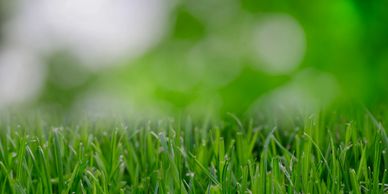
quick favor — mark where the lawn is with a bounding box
[0,109,387,193]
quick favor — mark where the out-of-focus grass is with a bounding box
[0,109,387,193]
[1,1,388,116]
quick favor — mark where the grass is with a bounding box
[0,109,387,193]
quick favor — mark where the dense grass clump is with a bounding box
[0,111,387,193]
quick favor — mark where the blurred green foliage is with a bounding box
[1,0,388,116]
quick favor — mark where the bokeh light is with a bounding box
[253,14,306,74]
[3,0,171,69]
[0,47,45,107]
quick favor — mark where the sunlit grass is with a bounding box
[0,110,387,193]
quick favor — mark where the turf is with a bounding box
[0,110,387,193]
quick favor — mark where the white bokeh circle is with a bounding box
[253,14,306,74]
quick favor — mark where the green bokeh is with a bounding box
[1,0,388,116]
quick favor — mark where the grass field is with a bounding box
[0,109,387,193]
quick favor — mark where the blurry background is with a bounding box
[0,0,387,119]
